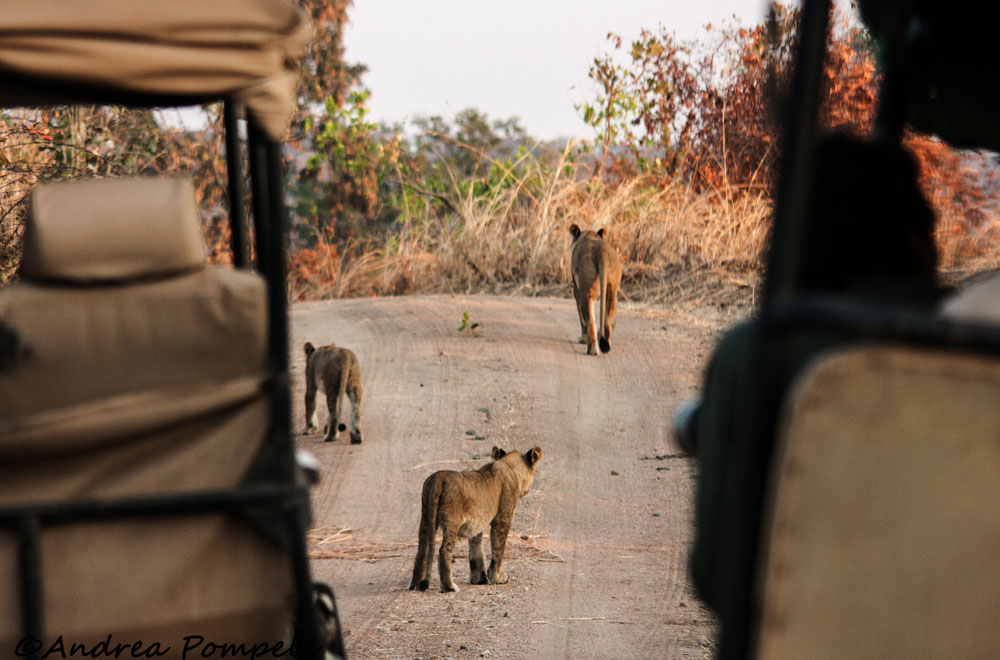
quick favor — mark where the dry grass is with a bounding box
[286,139,1000,306]
[288,144,773,308]
[307,524,563,564]
[307,525,415,562]
[5,120,995,300]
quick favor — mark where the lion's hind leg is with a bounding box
[437,530,460,592]
[577,285,599,355]
[469,532,488,585]
[346,365,363,444]
[487,518,511,585]
[303,372,320,435]
[583,295,599,356]
[599,285,615,354]
[573,281,589,345]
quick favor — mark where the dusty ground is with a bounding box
[290,294,742,660]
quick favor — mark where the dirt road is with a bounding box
[290,295,730,660]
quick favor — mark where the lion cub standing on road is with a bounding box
[569,224,622,355]
[409,446,543,593]
[301,341,363,444]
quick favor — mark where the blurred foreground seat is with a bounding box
[755,344,1000,660]
[0,177,294,655]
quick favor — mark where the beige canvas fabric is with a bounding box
[0,0,309,141]
[0,403,293,654]
[756,346,1000,660]
[0,265,267,419]
[3,176,265,417]
[21,178,208,282]
[0,175,294,649]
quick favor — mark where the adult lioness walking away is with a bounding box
[301,341,364,443]
[409,446,543,593]
[569,224,622,355]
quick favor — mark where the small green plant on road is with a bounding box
[458,311,480,336]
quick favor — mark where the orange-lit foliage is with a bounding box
[906,134,999,268]
[287,241,339,300]
[585,3,998,273]
[693,5,880,191]
[586,5,882,191]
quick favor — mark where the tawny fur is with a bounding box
[301,341,364,444]
[569,224,622,355]
[409,446,543,593]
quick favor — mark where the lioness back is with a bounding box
[568,224,622,355]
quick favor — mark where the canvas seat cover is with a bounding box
[0,178,293,654]
[756,345,1000,660]
[0,0,310,141]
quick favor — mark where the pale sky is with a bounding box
[343,1,776,141]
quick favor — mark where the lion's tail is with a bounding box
[597,250,610,353]
[419,473,443,541]
[335,354,350,433]
[409,473,444,590]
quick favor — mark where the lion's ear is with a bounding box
[597,227,607,238]
[526,446,542,466]
[569,224,581,239]
[491,446,507,460]
[303,342,315,356]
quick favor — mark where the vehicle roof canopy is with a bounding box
[0,0,310,141]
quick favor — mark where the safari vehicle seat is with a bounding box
[0,177,296,653]
[754,344,1000,660]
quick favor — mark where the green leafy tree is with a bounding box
[293,91,401,245]
[411,109,528,179]
[397,109,535,221]
[578,30,702,181]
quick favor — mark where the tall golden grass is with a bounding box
[286,138,1000,305]
[4,117,996,302]
[286,143,774,307]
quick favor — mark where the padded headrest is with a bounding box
[20,177,208,282]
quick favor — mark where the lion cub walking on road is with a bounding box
[409,446,543,592]
[569,224,622,355]
[301,341,363,444]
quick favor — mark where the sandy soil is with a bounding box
[290,294,738,660]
